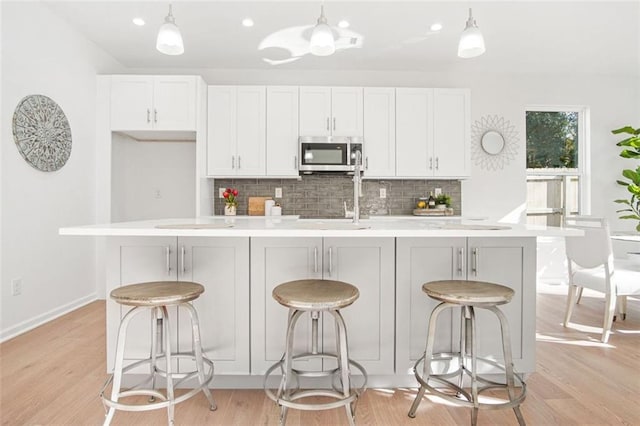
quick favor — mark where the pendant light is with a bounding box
[156,4,184,56]
[310,5,335,56]
[457,8,485,59]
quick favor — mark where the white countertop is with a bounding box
[59,216,581,238]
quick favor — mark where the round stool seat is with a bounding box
[272,279,359,311]
[423,280,514,306]
[110,281,204,307]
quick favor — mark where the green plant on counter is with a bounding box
[436,193,451,207]
[613,126,640,231]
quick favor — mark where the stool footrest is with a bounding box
[413,353,526,411]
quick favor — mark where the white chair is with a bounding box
[563,216,640,342]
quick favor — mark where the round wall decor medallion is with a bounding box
[12,94,72,172]
[470,115,519,171]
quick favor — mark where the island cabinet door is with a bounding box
[466,237,536,373]
[250,237,323,374]
[322,237,395,375]
[106,237,178,372]
[176,237,250,375]
[395,237,467,375]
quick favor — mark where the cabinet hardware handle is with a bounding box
[472,247,478,276]
[294,156,297,169]
[147,109,151,123]
[165,246,171,276]
[333,117,336,131]
[238,156,241,169]
[328,247,333,276]
[457,247,464,275]
[231,156,235,169]
[429,157,433,170]
[181,246,186,275]
[326,117,330,131]
[436,157,439,170]
[314,247,318,273]
[365,157,369,170]
[154,109,158,123]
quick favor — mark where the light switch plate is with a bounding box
[219,188,226,198]
[434,188,442,196]
[275,188,282,198]
[380,188,386,198]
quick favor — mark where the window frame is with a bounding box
[525,105,591,218]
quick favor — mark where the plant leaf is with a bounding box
[614,199,631,205]
[619,214,640,220]
[612,126,637,135]
[636,223,640,232]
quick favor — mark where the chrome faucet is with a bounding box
[352,150,362,224]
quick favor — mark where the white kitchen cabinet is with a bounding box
[396,88,434,177]
[433,88,470,177]
[250,238,323,374]
[106,237,251,374]
[207,86,266,177]
[250,237,395,375]
[266,86,299,177]
[395,87,470,178]
[396,237,466,374]
[110,75,197,133]
[299,87,363,137]
[395,237,535,375]
[363,88,396,177]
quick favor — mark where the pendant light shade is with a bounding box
[457,8,485,59]
[310,5,335,56]
[156,4,184,56]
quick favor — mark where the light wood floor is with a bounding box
[1,285,639,425]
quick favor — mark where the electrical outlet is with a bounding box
[275,187,283,198]
[434,188,442,197]
[219,188,226,198]
[11,278,22,296]
[380,188,387,199]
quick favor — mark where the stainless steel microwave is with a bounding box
[298,136,363,173]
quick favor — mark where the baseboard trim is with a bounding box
[0,293,98,343]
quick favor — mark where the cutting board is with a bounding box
[248,197,272,216]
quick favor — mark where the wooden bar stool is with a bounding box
[264,279,367,426]
[101,281,216,425]
[408,280,526,425]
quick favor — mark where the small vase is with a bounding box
[224,205,237,216]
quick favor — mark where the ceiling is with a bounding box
[43,0,639,75]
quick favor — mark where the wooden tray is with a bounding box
[248,197,272,216]
[413,208,454,216]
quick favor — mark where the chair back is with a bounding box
[564,216,614,269]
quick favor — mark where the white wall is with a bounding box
[111,134,196,222]
[0,2,123,340]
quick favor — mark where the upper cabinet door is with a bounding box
[363,88,395,177]
[331,87,363,136]
[266,86,299,177]
[153,76,196,131]
[433,89,470,177]
[235,86,266,176]
[299,86,331,136]
[110,76,154,131]
[207,86,237,176]
[396,88,434,177]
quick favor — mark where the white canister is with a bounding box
[271,205,282,216]
[264,199,275,216]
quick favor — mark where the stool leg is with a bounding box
[468,307,479,426]
[458,307,467,392]
[408,302,450,418]
[161,307,175,425]
[278,309,304,425]
[332,310,355,426]
[181,302,217,410]
[149,307,161,402]
[487,306,526,426]
[103,306,144,426]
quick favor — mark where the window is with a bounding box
[525,107,590,226]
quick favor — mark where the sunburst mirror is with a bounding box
[471,115,519,171]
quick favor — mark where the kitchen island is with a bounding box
[60,216,579,388]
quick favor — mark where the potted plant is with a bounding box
[613,126,640,231]
[435,194,451,210]
[223,188,239,216]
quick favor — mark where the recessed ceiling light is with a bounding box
[132,18,145,26]
[242,18,254,27]
[338,20,350,29]
[430,23,443,32]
